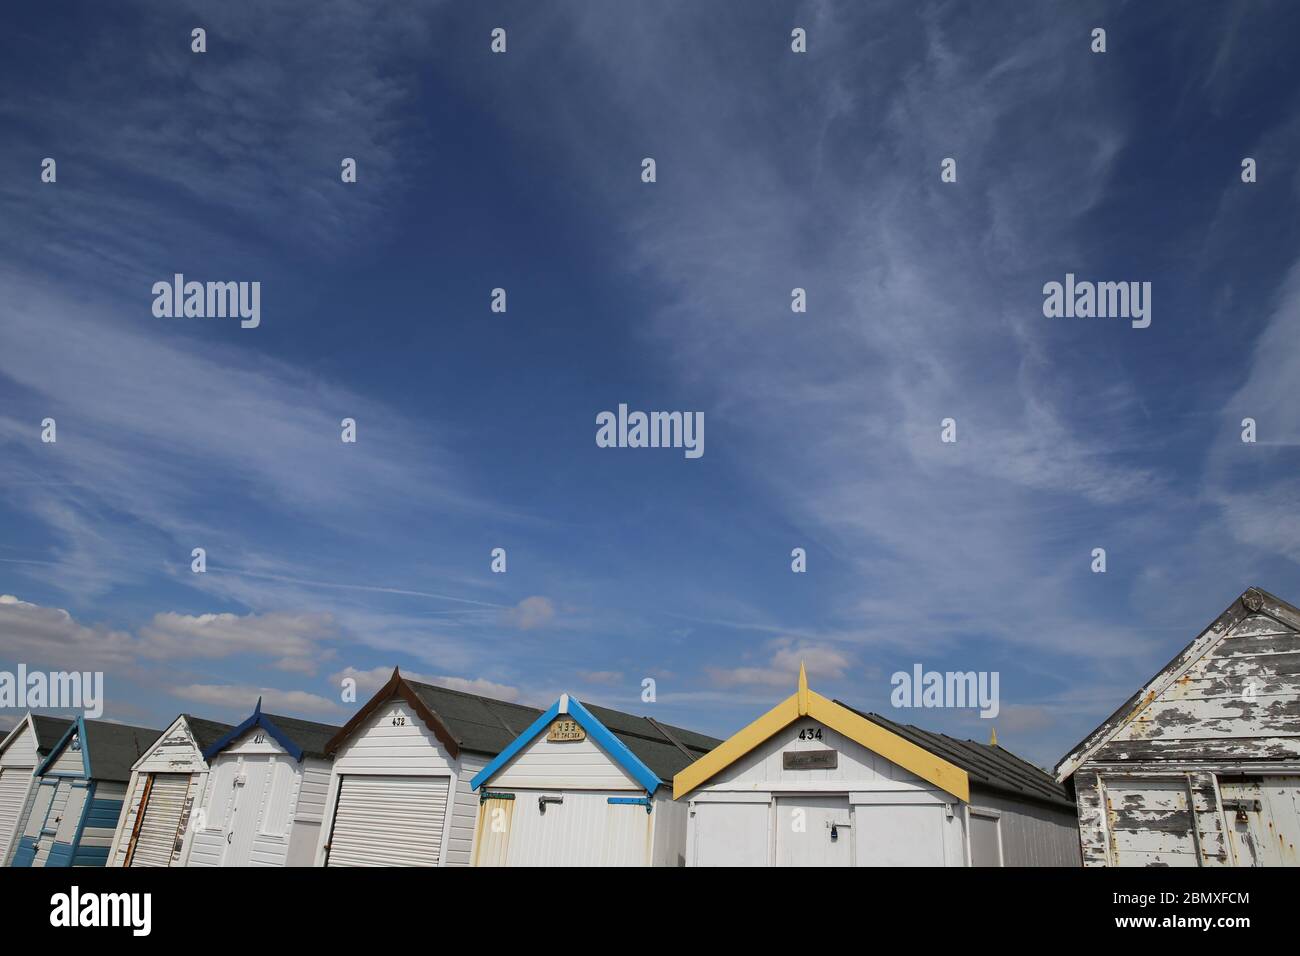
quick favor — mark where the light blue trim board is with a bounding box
[470,694,662,795]
[35,716,91,779]
[607,796,653,812]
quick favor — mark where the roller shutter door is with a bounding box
[325,775,448,867]
[128,774,191,867]
[0,767,33,864]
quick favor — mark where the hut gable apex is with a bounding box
[0,712,74,765]
[470,694,661,795]
[132,714,200,774]
[1054,586,1300,781]
[200,700,340,762]
[35,716,91,778]
[322,668,460,759]
[201,698,303,761]
[673,664,971,801]
[0,713,37,763]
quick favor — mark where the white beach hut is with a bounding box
[314,669,543,867]
[187,699,340,867]
[106,713,234,867]
[469,693,719,866]
[0,713,73,865]
[675,666,1078,866]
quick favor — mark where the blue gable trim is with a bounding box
[200,699,304,761]
[470,701,561,790]
[566,698,661,795]
[470,695,662,795]
[34,716,90,779]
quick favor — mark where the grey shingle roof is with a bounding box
[262,713,342,760]
[584,702,720,781]
[408,682,544,754]
[182,715,235,754]
[30,714,74,754]
[835,702,1074,809]
[407,682,721,783]
[79,720,164,783]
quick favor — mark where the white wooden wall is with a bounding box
[490,734,641,791]
[966,789,1082,866]
[0,719,39,865]
[651,790,688,866]
[48,739,84,776]
[0,719,39,765]
[446,751,486,866]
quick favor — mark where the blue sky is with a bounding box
[2,0,1299,768]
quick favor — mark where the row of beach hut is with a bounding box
[1,586,1296,866]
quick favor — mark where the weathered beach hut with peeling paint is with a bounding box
[8,716,160,867]
[1057,586,1300,867]
[187,700,340,867]
[314,669,545,866]
[469,693,719,866]
[0,713,72,866]
[106,713,234,867]
[674,666,1079,866]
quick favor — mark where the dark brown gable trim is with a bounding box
[323,668,461,759]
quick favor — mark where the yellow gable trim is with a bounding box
[673,693,800,799]
[673,686,970,803]
[807,692,969,802]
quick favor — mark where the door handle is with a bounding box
[227,831,233,844]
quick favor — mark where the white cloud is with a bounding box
[0,596,337,676]
[136,611,339,674]
[708,640,853,689]
[171,683,340,717]
[0,593,140,670]
[505,596,556,631]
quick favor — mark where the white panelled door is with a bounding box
[221,756,272,866]
[128,773,191,867]
[774,796,852,866]
[325,775,449,867]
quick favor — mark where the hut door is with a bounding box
[472,795,514,866]
[774,796,852,866]
[10,780,57,866]
[128,773,191,867]
[1222,777,1300,867]
[221,756,272,866]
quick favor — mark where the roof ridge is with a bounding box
[838,703,1071,808]
[262,712,344,730]
[645,715,698,761]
